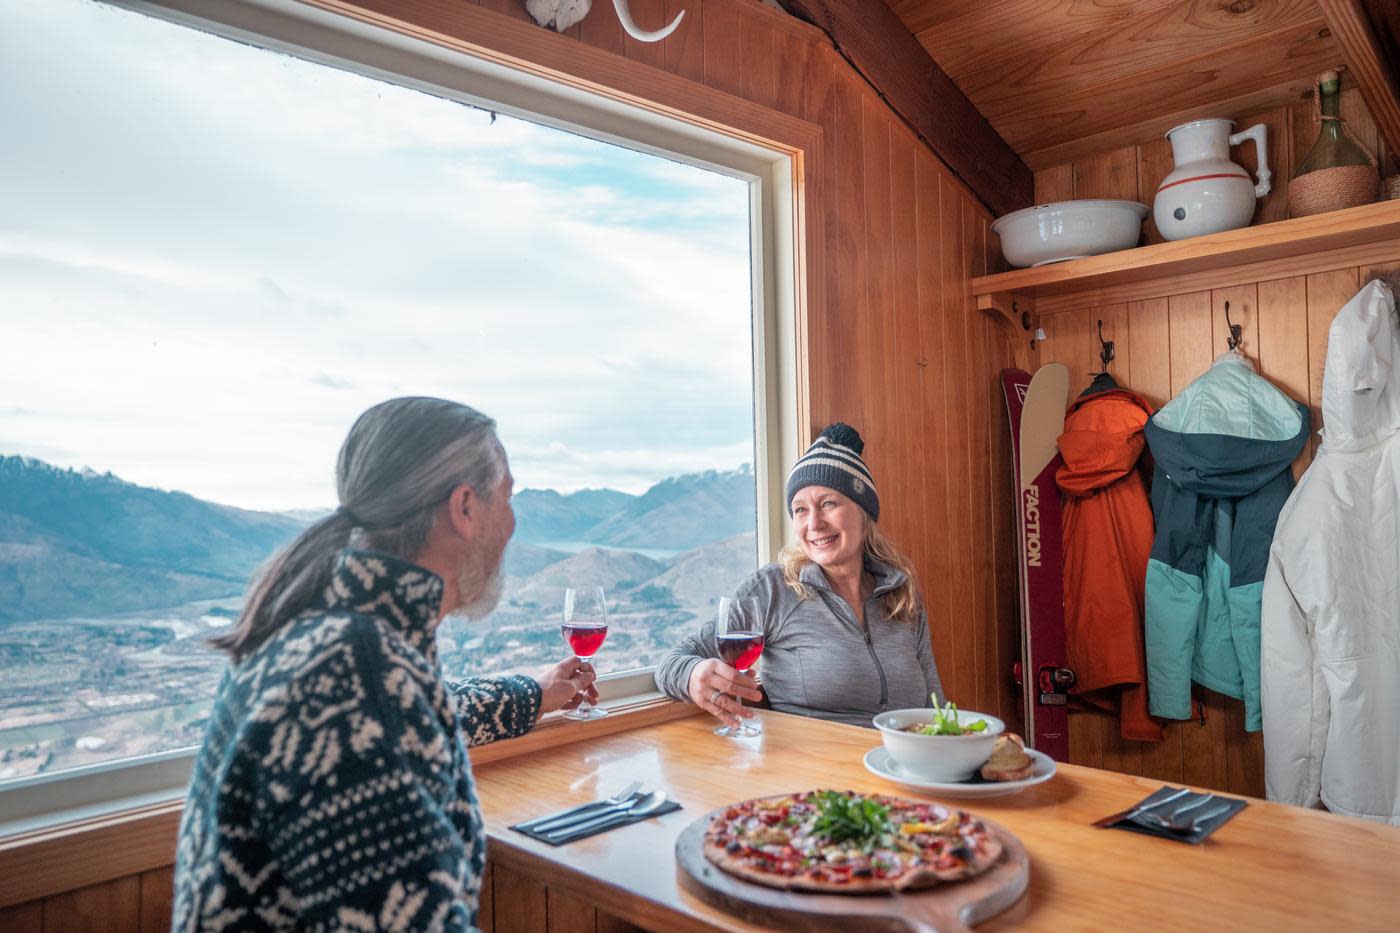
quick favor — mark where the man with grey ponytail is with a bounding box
[174,397,596,932]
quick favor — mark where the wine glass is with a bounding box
[714,595,764,737]
[562,586,608,721]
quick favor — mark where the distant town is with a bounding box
[0,455,758,781]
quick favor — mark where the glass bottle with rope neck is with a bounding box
[1295,71,1373,176]
[1289,70,1378,216]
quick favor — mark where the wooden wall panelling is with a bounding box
[579,0,626,56]
[480,861,495,932]
[493,862,549,933]
[545,886,596,933]
[1213,283,1259,366]
[939,174,977,708]
[1235,107,1294,229]
[1126,296,1185,784]
[663,0,704,81]
[0,899,42,932]
[700,0,742,96]
[830,72,867,424]
[739,13,776,110]
[1033,163,1074,204]
[772,27,807,119]
[1256,276,1313,480]
[621,0,667,69]
[802,45,837,431]
[136,868,173,933]
[1072,146,1137,203]
[862,93,895,507]
[890,116,937,700]
[1307,268,1362,456]
[1093,303,1131,387]
[596,909,649,933]
[984,233,1021,728]
[478,0,532,24]
[915,151,957,696]
[1137,136,1176,246]
[966,208,997,716]
[44,876,140,933]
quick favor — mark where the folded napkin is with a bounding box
[511,799,682,847]
[1103,785,1247,845]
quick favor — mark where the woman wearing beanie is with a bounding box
[654,423,944,729]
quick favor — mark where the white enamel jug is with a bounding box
[1154,118,1271,241]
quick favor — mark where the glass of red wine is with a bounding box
[562,585,608,721]
[714,595,764,737]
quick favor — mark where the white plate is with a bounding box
[862,745,1056,798]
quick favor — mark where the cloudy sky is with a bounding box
[0,0,755,511]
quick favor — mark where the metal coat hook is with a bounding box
[1224,300,1243,351]
[1097,319,1115,373]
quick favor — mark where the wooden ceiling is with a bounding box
[885,0,1349,170]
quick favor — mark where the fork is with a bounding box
[518,781,643,832]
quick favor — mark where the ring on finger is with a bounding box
[710,689,725,706]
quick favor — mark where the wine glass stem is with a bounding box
[576,654,591,712]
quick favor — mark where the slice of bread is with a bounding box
[981,733,1035,782]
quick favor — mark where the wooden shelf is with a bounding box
[971,199,1400,313]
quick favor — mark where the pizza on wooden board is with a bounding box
[702,790,1002,894]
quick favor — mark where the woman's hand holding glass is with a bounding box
[688,595,765,735]
[687,658,762,729]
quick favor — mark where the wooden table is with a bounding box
[473,708,1400,932]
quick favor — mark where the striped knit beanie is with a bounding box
[785,423,880,521]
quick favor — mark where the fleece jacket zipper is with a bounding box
[820,590,889,711]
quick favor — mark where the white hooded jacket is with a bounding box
[1261,279,1400,825]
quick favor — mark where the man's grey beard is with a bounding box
[452,546,505,622]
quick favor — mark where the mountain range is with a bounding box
[0,454,758,623]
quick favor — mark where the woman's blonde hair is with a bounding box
[777,515,921,623]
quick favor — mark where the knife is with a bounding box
[525,794,645,834]
[1092,786,1192,828]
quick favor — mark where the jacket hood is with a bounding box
[1057,387,1154,495]
[1320,279,1400,451]
[1146,353,1309,498]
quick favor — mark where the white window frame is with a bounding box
[0,0,799,831]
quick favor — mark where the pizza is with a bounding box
[702,790,1002,894]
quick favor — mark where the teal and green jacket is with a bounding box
[1143,354,1309,731]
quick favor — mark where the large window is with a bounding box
[0,0,784,789]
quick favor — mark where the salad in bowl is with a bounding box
[872,697,1005,783]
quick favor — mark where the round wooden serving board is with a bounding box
[675,805,1029,933]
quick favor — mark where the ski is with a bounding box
[1001,365,1074,761]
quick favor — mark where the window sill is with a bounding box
[0,693,698,909]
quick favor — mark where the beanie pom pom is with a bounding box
[820,422,864,455]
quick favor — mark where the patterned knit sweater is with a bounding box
[172,549,540,932]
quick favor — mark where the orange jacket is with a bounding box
[1056,385,1164,742]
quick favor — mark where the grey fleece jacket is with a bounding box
[653,559,943,728]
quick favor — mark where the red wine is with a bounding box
[717,631,764,671]
[562,622,608,659]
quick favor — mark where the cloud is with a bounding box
[0,0,757,511]
[310,373,354,390]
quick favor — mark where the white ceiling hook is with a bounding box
[612,0,684,42]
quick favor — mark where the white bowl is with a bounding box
[872,708,1005,783]
[991,199,1148,267]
